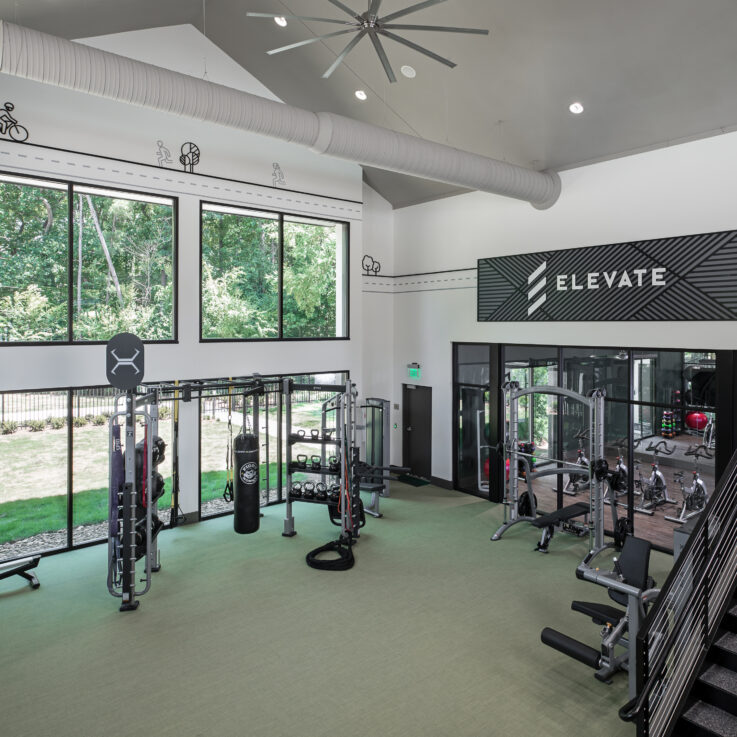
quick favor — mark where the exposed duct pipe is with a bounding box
[0,22,561,208]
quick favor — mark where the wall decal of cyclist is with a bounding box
[272,162,286,187]
[0,102,29,142]
[179,141,200,173]
[156,140,173,167]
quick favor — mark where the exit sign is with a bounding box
[407,363,421,380]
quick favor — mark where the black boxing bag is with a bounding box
[233,432,260,534]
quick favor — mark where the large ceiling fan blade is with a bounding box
[382,24,489,35]
[379,29,456,68]
[323,29,368,78]
[267,28,357,55]
[247,12,358,26]
[368,31,396,83]
[368,0,383,18]
[380,0,447,24]
[327,0,363,21]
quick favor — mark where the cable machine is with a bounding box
[491,382,610,553]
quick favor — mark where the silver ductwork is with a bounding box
[0,21,561,208]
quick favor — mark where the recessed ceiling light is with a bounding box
[274,16,287,27]
[569,101,584,114]
[401,65,416,78]
[355,90,367,101]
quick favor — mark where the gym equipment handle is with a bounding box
[685,444,714,460]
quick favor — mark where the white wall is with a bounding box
[389,130,737,481]
[1,25,364,392]
[0,25,365,517]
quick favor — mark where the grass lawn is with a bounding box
[0,465,284,544]
[0,399,327,544]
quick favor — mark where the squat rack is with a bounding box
[491,382,608,552]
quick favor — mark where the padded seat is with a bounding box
[530,502,589,529]
[571,600,625,626]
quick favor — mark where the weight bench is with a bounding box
[0,555,41,590]
[361,482,385,518]
[531,501,590,553]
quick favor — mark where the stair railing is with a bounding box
[620,449,737,737]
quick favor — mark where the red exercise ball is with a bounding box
[685,411,708,431]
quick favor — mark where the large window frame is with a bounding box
[199,201,350,342]
[0,171,179,346]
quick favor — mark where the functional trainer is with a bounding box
[491,382,608,553]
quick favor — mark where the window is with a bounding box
[201,205,279,339]
[73,187,175,341]
[0,173,177,344]
[283,216,347,339]
[0,175,69,342]
[201,204,348,341]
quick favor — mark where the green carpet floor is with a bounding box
[0,484,672,737]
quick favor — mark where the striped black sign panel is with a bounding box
[477,230,737,322]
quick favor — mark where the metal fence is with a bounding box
[624,449,737,736]
[0,388,120,428]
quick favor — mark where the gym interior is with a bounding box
[2,5,737,737]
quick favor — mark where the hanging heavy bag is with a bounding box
[233,432,260,534]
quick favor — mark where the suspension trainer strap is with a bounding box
[223,380,234,503]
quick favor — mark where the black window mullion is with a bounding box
[67,389,73,549]
[67,184,74,342]
[278,213,284,339]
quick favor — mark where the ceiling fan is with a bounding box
[246,0,489,82]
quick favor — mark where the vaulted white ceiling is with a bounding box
[3,0,737,207]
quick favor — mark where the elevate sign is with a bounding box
[478,230,737,322]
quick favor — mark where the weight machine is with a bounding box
[107,388,162,612]
[541,536,659,700]
[491,383,608,553]
[360,397,392,518]
[107,376,265,611]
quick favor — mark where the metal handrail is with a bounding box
[620,449,737,736]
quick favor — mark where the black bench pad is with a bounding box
[572,600,625,625]
[531,502,589,528]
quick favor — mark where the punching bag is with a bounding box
[233,432,260,534]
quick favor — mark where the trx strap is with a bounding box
[171,380,184,526]
[223,381,234,503]
[142,426,148,508]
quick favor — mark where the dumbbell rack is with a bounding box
[282,378,358,538]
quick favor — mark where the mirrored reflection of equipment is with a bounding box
[633,439,677,515]
[541,536,659,701]
[564,428,590,496]
[665,444,712,524]
[604,437,629,510]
